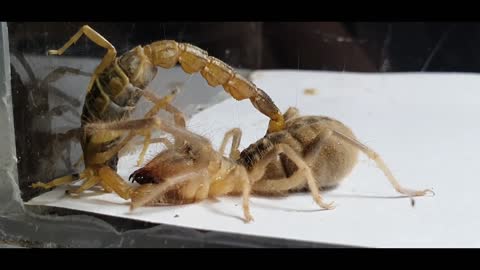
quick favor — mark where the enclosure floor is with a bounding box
[26,70,480,248]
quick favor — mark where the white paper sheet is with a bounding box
[26,70,480,247]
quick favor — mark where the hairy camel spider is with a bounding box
[84,96,433,222]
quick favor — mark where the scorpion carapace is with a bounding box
[31,25,284,197]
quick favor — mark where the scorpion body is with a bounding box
[32,25,284,195]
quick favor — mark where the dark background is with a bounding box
[8,22,477,72]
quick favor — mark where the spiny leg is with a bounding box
[164,103,187,129]
[142,88,188,149]
[48,25,117,93]
[250,144,335,210]
[278,144,336,209]
[134,89,185,164]
[119,137,173,158]
[238,167,254,223]
[136,132,151,166]
[141,89,178,118]
[252,167,310,194]
[248,149,285,183]
[247,146,308,193]
[142,89,186,128]
[209,164,253,222]
[330,130,434,197]
[219,128,242,160]
[196,156,253,223]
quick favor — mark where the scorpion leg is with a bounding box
[97,166,135,200]
[66,176,100,195]
[100,179,114,193]
[30,174,77,190]
[48,25,117,94]
[31,170,89,190]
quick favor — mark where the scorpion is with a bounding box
[31,25,285,195]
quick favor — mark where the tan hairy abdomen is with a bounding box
[288,116,359,189]
[249,116,359,192]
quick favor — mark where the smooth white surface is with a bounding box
[26,70,480,247]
